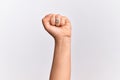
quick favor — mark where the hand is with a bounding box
[42,14,71,41]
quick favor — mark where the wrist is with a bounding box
[54,37,71,44]
[54,37,71,55]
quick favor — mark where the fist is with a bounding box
[42,14,71,40]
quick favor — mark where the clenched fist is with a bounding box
[42,14,71,41]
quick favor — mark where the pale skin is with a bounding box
[42,14,71,80]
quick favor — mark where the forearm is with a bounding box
[49,38,71,80]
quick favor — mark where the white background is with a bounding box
[0,0,120,80]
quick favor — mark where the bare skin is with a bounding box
[42,14,71,80]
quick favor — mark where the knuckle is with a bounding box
[63,16,69,21]
[45,13,52,17]
[55,14,61,18]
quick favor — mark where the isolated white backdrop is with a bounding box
[0,0,120,80]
